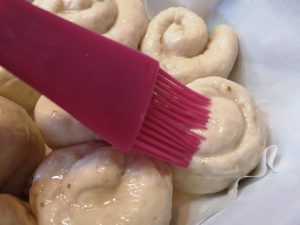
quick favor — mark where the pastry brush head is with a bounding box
[133,69,210,167]
[0,0,210,167]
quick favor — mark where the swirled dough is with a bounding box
[172,77,267,194]
[34,95,100,149]
[30,142,172,225]
[0,194,37,225]
[140,7,239,84]
[33,0,148,49]
[0,67,40,114]
[0,96,45,195]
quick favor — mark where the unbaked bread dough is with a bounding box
[30,142,172,225]
[0,194,37,225]
[141,7,238,84]
[171,77,267,194]
[0,67,40,114]
[34,95,99,149]
[33,0,148,49]
[0,96,45,195]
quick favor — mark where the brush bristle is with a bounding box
[133,69,211,167]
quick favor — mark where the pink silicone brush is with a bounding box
[0,0,210,167]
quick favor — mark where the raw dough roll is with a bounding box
[34,95,100,149]
[0,67,40,114]
[0,96,45,195]
[172,77,267,194]
[141,7,238,84]
[30,142,173,225]
[33,0,148,49]
[0,194,37,225]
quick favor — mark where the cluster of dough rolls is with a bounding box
[140,7,266,196]
[0,2,267,225]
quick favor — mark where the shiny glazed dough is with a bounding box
[0,194,37,225]
[0,96,45,195]
[172,77,267,194]
[30,142,173,225]
[140,7,238,84]
[34,95,99,149]
[33,0,148,49]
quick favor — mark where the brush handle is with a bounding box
[0,0,159,150]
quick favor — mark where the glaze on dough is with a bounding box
[141,7,238,84]
[33,0,149,49]
[34,96,99,149]
[30,142,173,225]
[171,77,267,194]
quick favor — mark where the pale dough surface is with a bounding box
[141,7,238,84]
[172,77,267,194]
[34,95,99,149]
[33,0,149,49]
[30,142,173,225]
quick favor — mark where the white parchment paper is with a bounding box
[171,146,278,225]
[143,1,300,224]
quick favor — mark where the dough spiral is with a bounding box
[33,0,148,49]
[30,142,172,225]
[141,7,238,84]
[172,77,267,194]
